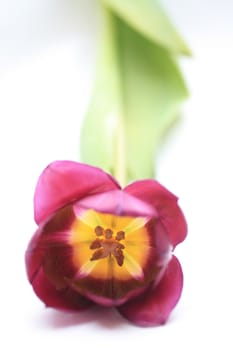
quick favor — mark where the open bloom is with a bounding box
[25,161,187,326]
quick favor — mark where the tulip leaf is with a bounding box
[101,0,191,55]
[80,6,189,185]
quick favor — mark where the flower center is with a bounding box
[89,225,126,266]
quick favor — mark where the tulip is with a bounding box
[25,161,187,326]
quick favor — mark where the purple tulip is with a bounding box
[25,161,187,326]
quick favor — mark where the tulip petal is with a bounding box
[26,246,91,311]
[26,241,91,310]
[76,190,157,218]
[25,227,45,283]
[117,255,183,326]
[31,266,92,310]
[26,205,92,310]
[124,180,187,247]
[34,161,120,224]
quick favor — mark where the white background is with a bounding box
[1,0,233,349]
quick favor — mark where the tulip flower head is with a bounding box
[25,161,187,326]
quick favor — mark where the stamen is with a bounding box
[90,226,126,266]
[104,228,113,239]
[113,247,124,266]
[117,242,125,249]
[116,231,125,241]
[89,239,102,249]
[90,248,109,261]
[95,226,104,236]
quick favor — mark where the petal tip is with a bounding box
[34,161,120,224]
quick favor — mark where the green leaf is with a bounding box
[80,7,188,185]
[101,0,191,55]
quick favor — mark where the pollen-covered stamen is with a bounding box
[116,231,125,241]
[104,228,113,239]
[94,226,104,236]
[113,247,124,266]
[89,239,102,249]
[90,248,108,261]
[90,226,126,266]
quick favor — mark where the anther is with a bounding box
[116,231,125,241]
[90,226,125,267]
[90,248,107,261]
[104,228,113,239]
[89,239,102,250]
[94,226,104,236]
[113,247,124,266]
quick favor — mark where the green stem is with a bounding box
[103,8,127,186]
[114,117,126,187]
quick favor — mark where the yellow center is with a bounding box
[70,209,151,281]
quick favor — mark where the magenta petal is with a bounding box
[31,266,92,310]
[34,161,120,224]
[124,180,187,247]
[117,255,183,327]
